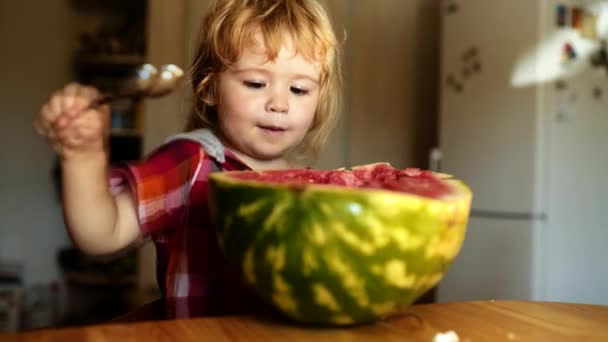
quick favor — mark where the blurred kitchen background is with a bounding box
[1,0,607,333]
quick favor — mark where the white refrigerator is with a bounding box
[436,0,608,304]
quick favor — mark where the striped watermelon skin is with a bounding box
[209,166,472,326]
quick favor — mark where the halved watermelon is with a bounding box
[209,163,472,325]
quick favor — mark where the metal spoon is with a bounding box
[149,64,185,97]
[91,63,184,107]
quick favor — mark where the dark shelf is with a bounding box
[74,53,146,67]
[69,0,146,14]
[111,129,142,138]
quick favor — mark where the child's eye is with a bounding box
[290,87,309,96]
[243,81,265,89]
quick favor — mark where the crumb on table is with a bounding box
[433,330,460,342]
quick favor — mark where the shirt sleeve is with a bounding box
[109,140,206,236]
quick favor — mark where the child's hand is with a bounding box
[34,83,110,160]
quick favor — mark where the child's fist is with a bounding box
[34,83,110,159]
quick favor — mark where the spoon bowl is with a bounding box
[148,64,185,98]
[125,63,159,94]
[92,63,184,107]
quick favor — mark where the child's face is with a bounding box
[215,35,321,162]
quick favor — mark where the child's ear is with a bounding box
[202,92,217,106]
[200,78,218,106]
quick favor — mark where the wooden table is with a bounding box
[3,301,608,341]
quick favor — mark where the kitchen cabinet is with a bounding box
[71,0,148,163]
[58,0,149,326]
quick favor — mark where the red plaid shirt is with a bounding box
[109,134,267,319]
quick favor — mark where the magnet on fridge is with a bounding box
[446,74,462,92]
[472,61,482,73]
[592,86,603,100]
[571,7,582,29]
[566,43,576,59]
[462,47,479,62]
[454,82,463,93]
[562,42,577,64]
[446,74,456,85]
[581,13,599,40]
[590,40,607,73]
[446,74,459,92]
[446,2,459,15]
[557,4,567,27]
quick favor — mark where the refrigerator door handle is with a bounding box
[470,209,547,221]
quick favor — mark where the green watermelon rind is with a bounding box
[208,171,472,326]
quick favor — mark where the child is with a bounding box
[33,0,342,319]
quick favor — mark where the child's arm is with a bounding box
[61,152,141,255]
[34,83,141,255]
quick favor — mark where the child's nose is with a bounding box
[266,90,289,114]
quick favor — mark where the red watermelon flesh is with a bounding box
[229,163,453,199]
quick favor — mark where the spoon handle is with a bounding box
[90,90,145,108]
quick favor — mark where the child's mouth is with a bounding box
[258,125,287,133]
